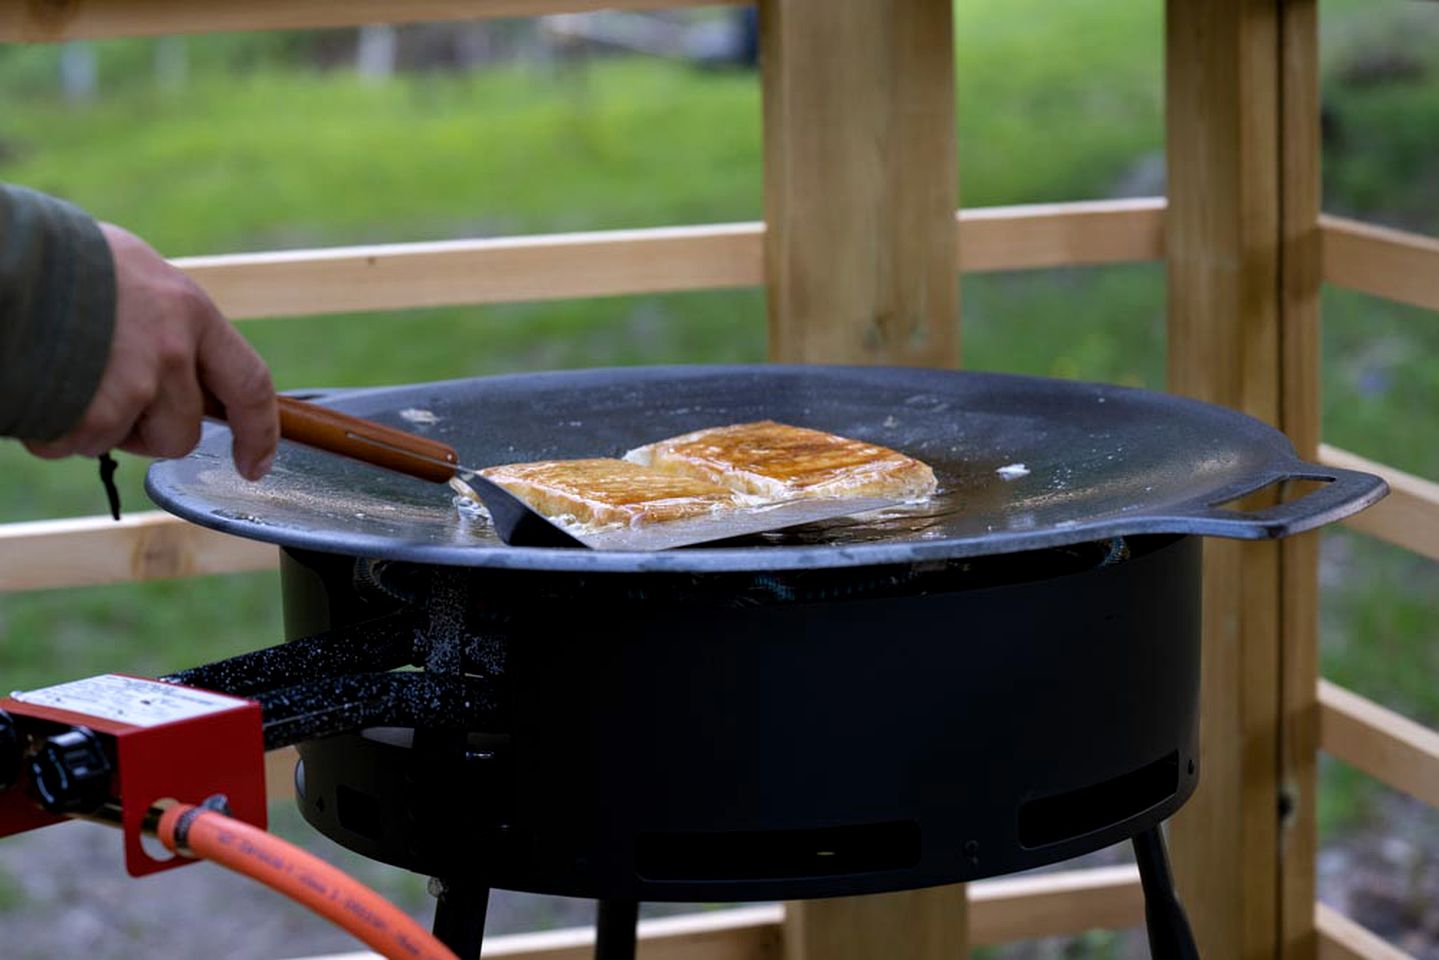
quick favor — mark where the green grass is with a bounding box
[0,860,26,912]
[1321,0,1439,232]
[953,1,1162,207]
[0,61,766,255]
[0,1,1435,855]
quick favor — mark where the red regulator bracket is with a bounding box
[0,674,265,877]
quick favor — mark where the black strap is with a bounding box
[98,452,120,521]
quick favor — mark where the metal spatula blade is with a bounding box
[572,496,902,551]
[452,475,589,548]
[456,475,898,551]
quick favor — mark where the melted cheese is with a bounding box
[478,458,741,531]
[625,420,937,500]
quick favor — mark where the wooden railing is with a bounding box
[178,198,1167,321]
[4,1,1439,958]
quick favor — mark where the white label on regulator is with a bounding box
[11,675,248,728]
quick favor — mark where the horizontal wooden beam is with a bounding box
[1321,214,1439,313]
[959,197,1166,272]
[179,200,1167,321]
[1319,678,1439,810]
[0,511,276,593]
[1,0,741,43]
[1320,445,1439,562]
[296,866,1144,960]
[1316,902,1415,960]
[302,906,784,960]
[966,864,1143,944]
[178,223,765,321]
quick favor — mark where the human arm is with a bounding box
[0,185,277,479]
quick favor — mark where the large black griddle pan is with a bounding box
[146,365,1387,574]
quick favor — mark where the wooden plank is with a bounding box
[1319,679,1439,809]
[1164,0,1285,957]
[1320,215,1439,314]
[286,906,786,960]
[761,0,962,953]
[760,0,959,367]
[287,867,1146,960]
[266,747,299,802]
[958,198,1166,272]
[783,886,965,960]
[0,511,276,593]
[1320,445,1439,562]
[1,0,740,43]
[967,864,1143,945]
[177,224,765,321]
[1279,3,1324,958]
[1316,903,1415,960]
[479,905,784,960]
[177,202,1163,322]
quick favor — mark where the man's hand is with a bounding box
[24,224,278,481]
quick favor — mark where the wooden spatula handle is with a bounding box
[276,396,459,483]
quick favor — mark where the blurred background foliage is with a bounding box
[0,0,1436,956]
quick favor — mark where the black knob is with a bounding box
[30,727,112,816]
[0,710,20,792]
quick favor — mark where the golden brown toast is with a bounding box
[624,420,937,500]
[478,458,741,531]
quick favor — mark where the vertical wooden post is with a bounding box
[761,0,959,368]
[1166,1,1322,958]
[760,0,963,956]
[783,886,968,960]
[1278,1,1322,957]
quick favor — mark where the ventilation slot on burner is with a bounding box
[336,785,385,841]
[1018,751,1179,849]
[636,821,920,882]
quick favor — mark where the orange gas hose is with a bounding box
[157,803,458,960]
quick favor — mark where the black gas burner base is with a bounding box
[289,535,1200,903]
[269,532,1206,955]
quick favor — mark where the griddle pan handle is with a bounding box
[1150,461,1388,540]
[274,396,460,484]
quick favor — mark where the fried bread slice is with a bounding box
[624,420,937,500]
[477,458,741,531]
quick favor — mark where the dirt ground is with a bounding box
[0,805,697,960]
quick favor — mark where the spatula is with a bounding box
[254,397,899,551]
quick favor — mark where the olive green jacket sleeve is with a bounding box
[0,184,116,441]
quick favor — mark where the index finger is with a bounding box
[197,314,278,481]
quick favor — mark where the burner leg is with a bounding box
[430,877,490,960]
[1132,825,1200,960]
[595,899,639,960]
